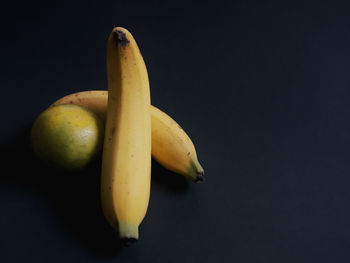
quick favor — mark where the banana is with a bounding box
[51,90,109,123]
[52,90,204,182]
[101,27,151,243]
[150,106,204,182]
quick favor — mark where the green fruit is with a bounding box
[30,104,104,170]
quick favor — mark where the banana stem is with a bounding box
[118,221,139,242]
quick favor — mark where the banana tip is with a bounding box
[121,237,138,247]
[113,28,130,47]
[194,172,204,183]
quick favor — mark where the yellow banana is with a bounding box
[101,27,151,243]
[150,106,204,182]
[52,90,204,182]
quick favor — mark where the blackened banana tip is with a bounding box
[113,30,130,47]
[121,237,138,247]
[194,172,204,183]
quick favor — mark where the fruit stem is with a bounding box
[113,28,130,47]
[118,221,139,241]
[194,171,204,183]
[121,237,138,247]
[187,159,205,183]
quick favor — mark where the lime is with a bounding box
[30,104,104,170]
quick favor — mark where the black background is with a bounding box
[2,0,350,262]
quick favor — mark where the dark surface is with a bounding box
[2,0,350,262]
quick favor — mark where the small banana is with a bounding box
[52,91,204,182]
[101,27,151,243]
